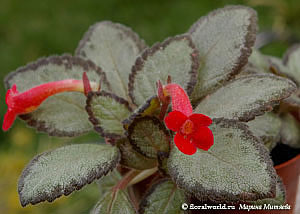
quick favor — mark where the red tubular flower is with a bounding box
[3,73,99,131]
[163,83,214,155]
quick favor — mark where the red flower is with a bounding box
[3,72,99,131]
[162,83,214,155]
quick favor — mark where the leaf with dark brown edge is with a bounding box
[157,151,169,176]
[247,112,281,151]
[129,35,199,106]
[86,91,132,139]
[18,144,120,207]
[168,118,277,203]
[189,5,257,103]
[280,113,300,148]
[195,74,296,122]
[4,54,110,137]
[117,138,158,170]
[75,21,146,101]
[90,189,137,214]
[283,44,300,86]
[126,116,170,159]
[139,179,185,214]
[249,176,286,205]
[123,95,160,130]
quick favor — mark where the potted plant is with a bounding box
[2,5,299,214]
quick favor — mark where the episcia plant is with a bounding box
[2,5,300,214]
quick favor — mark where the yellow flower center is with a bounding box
[181,119,194,135]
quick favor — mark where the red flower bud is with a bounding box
[3,72,99,131]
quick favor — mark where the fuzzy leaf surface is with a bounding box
[195,74,296,121]
[139,179,185,214]
[117,139,157,170]
[18,144,120,207]
[129,35,199,106]
[280,114,300,148]
[247,112,281,151]
[4,55,109,137]
[250,177,285,205]
[127,116,170,159]
[86,91,132,138]
[76,21,146,101]
[168,119,277,203]
[189,6,257,102]
[91,190,137,214]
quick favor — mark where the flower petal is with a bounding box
[189,113,212,127]
[191,126,214,151]
[164,110,188,132]
[174,133,197,155]
[2,110,17,131]
[163,83,193,116]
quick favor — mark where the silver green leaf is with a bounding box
[90,190,137,214]
[117,138,158,170]
[76,21,146,101]
[248,49,270,73]
[129,35,199,106]
[139,179,185,214]
[127,116,170,159]
[189,6,257,102]
[4,55,110,137]
[247,112,281,151]
[86,91,132,138]
[283,44,300,85]
[18,144,120,207]
[168,119,277,203]
[280,113,300,148]
[195,74,296,122]
[250,177,286,205]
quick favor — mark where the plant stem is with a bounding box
[128,167,158,186]
[113,169,140,191]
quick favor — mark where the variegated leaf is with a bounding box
[189,6,257,103]
[76,21,146,101]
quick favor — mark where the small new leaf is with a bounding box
[117,138,158,170]
[195,74,296,122]
[168,119,277,203]
[4,55,110,137]
[139,179,185,214]
[189,5,257,102]
[18,144,120,206]
[86,91,132,138]
[129,35,199,106]
[123,96,160,130]
[127,116,170,159]
[76,21,146,101]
